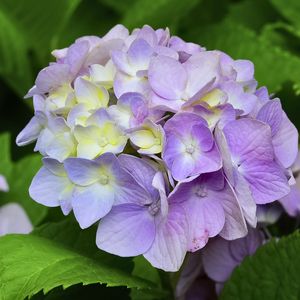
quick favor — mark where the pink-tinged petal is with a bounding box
[278,184,300,217]
[243,160,290,204]
[184,195,225,252]
[256,99,283,136]
[223,118,274,163]
[0,203,33,236]
[219,179,248,240]
[64,157,102,186]
[128,39,153,70]
[272,112,298,168]
[29,166,70,208]
[184,51,221,98]
[148,55,187,100]
[232,170,257,227]
[144,204,188,272]
[96,204,155,256]
[171,153,195,181]
[72,183,114,229]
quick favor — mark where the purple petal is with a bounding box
[29,165,71,208]
[127,39,153,70]
[219,178,248,240]
[16,112,46,146]
[0,203,33,236]
[202,238,238,283]
[118,154,157,197]
[223,118,274,163]
[96,204,155,256]
[221,81,257,115]
[184,51,221,98]
[232,170,257,227]
[171,153,195,181]
[278,183,300,217]
[256,99,283,136]
[272,112,298,168]
[72,183,114,228]
[35,63,72,93]
[64,157,102,186]
[243,160,290,204]
[144,204,188,272]
[148,55,187,100]
[233,59,254,82]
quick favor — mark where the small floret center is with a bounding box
[99,174,109,185]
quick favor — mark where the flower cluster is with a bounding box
[17,24,299,271]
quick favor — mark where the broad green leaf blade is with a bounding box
[122,0,201,31]
[187,21,300,93]
[0,9,32,96]
[220,231,300,300]
[0,234,153,300]
[34,218,133,273]
[0,133,47,225]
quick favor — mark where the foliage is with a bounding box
[221,231,300,300]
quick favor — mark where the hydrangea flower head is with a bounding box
[17,24,298,271]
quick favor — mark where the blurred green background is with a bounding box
[0,0,300,299]
[1,0,300,161]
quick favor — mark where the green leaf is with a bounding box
[34,218,133,273]
[0,235,153,300]
[0,133,47,225]
[270,0,300,30]
[220,231,300,300]
[186,20,300,93]
[122,0,201,31]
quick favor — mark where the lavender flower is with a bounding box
[17,24,299,272]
